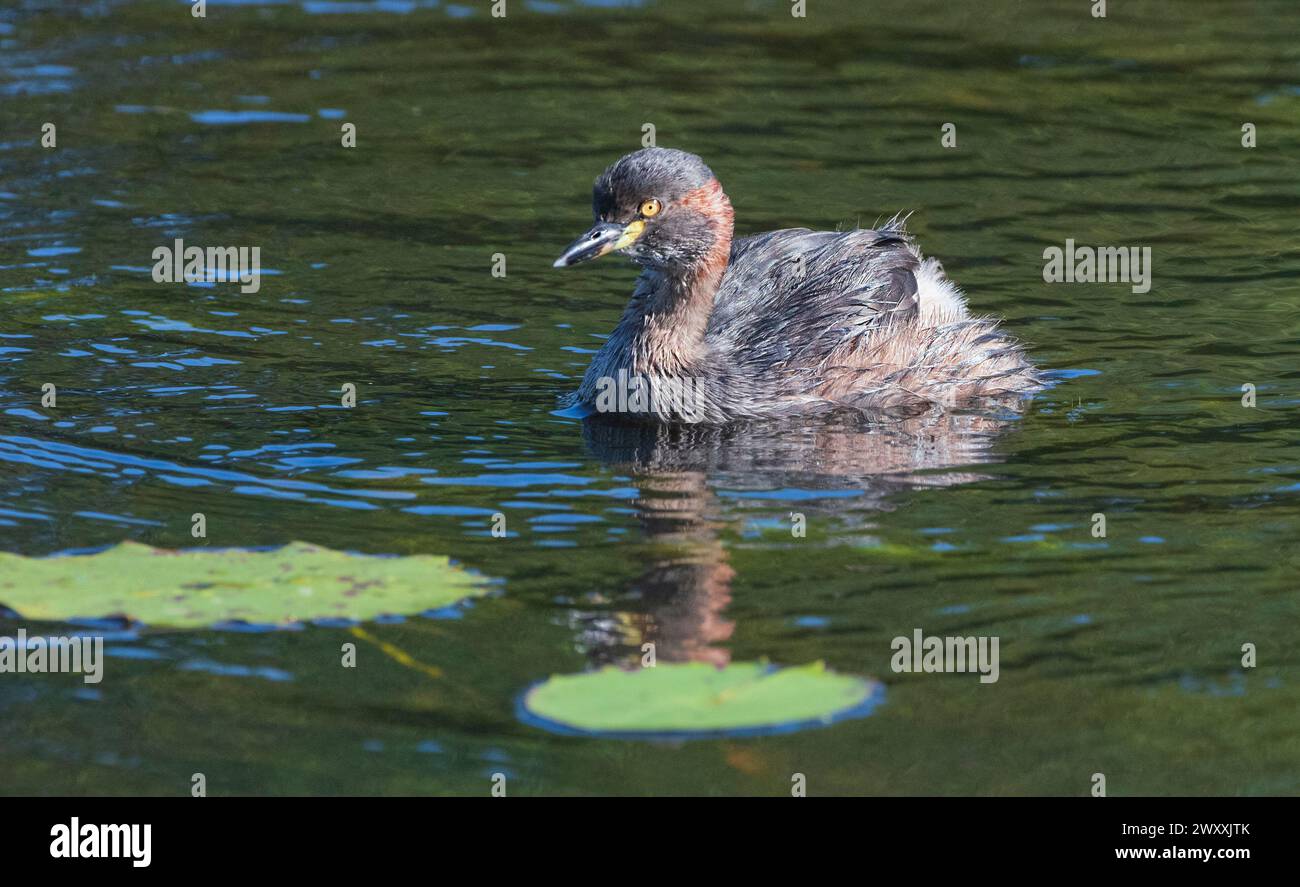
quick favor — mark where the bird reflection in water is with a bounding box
[567,404,1027,669]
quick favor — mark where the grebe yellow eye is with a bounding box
[639,198,662,218]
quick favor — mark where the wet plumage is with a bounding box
[554,147,1040,423]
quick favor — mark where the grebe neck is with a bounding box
[630,181,734,375]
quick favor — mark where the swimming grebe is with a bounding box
[554,147,1039,423]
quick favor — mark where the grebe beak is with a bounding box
[553,220,645,268]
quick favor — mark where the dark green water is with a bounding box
[2,0,1298,795]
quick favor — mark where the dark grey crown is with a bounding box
[593,148,716,218]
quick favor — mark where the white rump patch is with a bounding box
[915,256,969,324]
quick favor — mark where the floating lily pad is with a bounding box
[520,661,883,739]
[0,541,487,629]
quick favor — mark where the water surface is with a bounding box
[2,0,1298,794]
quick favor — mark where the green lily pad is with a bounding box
[520,661,883,739]
[0,541,488,629]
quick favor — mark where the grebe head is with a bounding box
[553,147,734,274]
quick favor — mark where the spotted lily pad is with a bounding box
[0,541,487,629]
[520,661,883,739]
